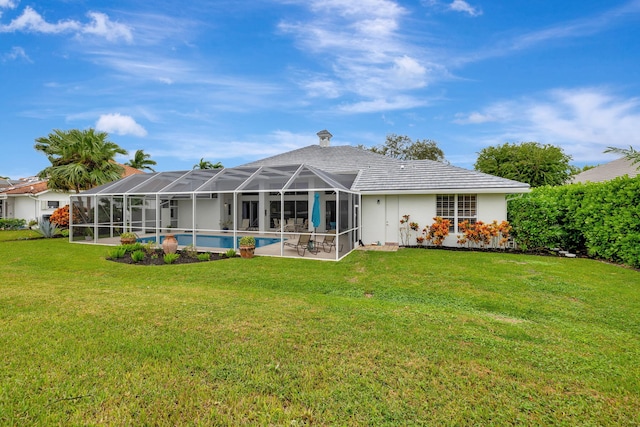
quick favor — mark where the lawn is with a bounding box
[1,236,639,425]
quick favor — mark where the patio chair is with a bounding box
[239,219,250,230]
[320,230,341,253]
[284,233,315,256]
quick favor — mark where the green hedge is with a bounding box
[508,176,640,267]
[0,218,26,230]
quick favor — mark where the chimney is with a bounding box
[317,129,332,147]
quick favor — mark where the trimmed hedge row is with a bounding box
[508,176,640,268]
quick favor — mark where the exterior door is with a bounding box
[385,195,399,245]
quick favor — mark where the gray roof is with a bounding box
[242,144,530,193]
[572,157,639,183]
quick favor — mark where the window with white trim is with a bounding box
[47,200,60,209]
[436,194,477,232]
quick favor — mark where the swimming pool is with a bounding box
[137,234,283,249]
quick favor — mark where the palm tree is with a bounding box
[193,158,223,170]
[35,128,128,193]
[604,146,640,167]
[125,149,157,172]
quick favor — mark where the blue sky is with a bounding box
[1,0,640,178]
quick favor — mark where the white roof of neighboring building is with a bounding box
[572,157,639,183]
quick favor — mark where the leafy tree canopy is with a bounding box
[367,134,445,162]
[125,149,157,172]
[474,142,573,187]
[193,158,223,169]
[35,128,127,193]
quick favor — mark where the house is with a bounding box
[243,131,530,247]
[0,165,143,224]
[572,157,639,183]
[71,131,529,259]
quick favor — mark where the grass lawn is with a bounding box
[1,236,639,425]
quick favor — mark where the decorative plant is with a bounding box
[220,220,233,229]
[120,231,138,244]
[224,248,237,258]
[50,205,70,228]
[424,217,450,246]
[239,236,256,247]
[457,220,512,249]
[399,214,419,246]
[416,236,425,245]
[197,253,211,261]
[164,253,180,264]
[131,250,146,263]
[36,220,60,238]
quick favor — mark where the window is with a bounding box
[47,200,60,209]
[436,194,477,232]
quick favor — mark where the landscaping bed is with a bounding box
[108,249,228,265]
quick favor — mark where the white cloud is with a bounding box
[449,0,482,16]
[0,0,17,9]
[0,6,80,33]
[454,88,640,163]
[81,12,133,43]
[0,6,132,42]
[2,46,30,62]
[96,113,147,137]
[339,95,428,113]
[278,0,445,110]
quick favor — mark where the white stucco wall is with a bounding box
[10,192,71,223]
[361,192,509,247]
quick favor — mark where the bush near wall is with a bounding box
[508,176,640,268]
[0,218,26,230]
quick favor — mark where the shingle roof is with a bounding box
[242,145,530,193]
[572,157,639,183]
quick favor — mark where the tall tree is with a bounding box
[35,128,128,193]
[125,149,157,172]
[368,134,445,161]
[474,142,573,187]
[193,158,223,169]
[604,146,640,168]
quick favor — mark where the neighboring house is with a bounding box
[0,165,143,224]
[72,131,529,259]
[572,157,639,183]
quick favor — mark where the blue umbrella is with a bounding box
[311,192,321,233]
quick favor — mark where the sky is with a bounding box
[1,0,640,179]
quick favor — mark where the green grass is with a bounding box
[1,238,639,425]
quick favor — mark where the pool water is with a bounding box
[137,234,283,249]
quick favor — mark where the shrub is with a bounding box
[131,250,146,263]
[122,242,144,253]
[224,249,237,258]
[107,247,127,259]
[164,253,180,264]
[424,217,450,246]
[457,220,511,249]
[36,220,59,238]
[0,218,26,230]
[508,177,640,268]
[50,205,70,228]
[197,253,211,261]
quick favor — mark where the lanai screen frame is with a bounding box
[70,164,360,260]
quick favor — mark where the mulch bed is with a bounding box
[108,249,230,265]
